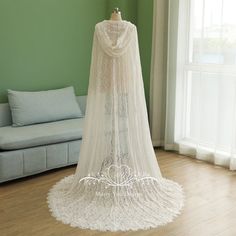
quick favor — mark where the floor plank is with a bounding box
[0,149,235,236]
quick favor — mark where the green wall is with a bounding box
[0,0,153,105]
[137,0,154,109]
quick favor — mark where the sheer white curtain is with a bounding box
[151,0,236,170]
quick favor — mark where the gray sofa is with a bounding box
[0,96,86,183]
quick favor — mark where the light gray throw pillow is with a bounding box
[8,87,83,126]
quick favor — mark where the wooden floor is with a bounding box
[1,149,236,236]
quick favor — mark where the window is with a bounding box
[176,0,236,159]
[190,0,236,65]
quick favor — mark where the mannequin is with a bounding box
[110,7,122,21]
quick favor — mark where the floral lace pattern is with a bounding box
[48,174,184,231]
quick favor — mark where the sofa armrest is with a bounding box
[0,103,12,127]
[76,96,87,116]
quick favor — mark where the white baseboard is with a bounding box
[152,140,164,147]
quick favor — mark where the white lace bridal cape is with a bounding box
[47,20,184,232]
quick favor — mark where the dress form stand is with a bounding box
[101,7,127,173]
[110,7,122,21]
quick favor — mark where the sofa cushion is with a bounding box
[8,87,83,127]
[0,118,84,150]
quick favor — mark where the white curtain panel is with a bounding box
[150,0,179,150]
[151,0,236,170]
[149,0,168,147]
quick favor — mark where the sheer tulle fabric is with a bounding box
[47,20,184,231]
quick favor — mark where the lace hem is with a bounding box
[47,175,184,232]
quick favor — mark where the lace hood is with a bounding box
[95,20,135,57]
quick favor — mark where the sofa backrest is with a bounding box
[0,95,87,127]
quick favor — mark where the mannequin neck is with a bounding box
[110,12,122,21]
